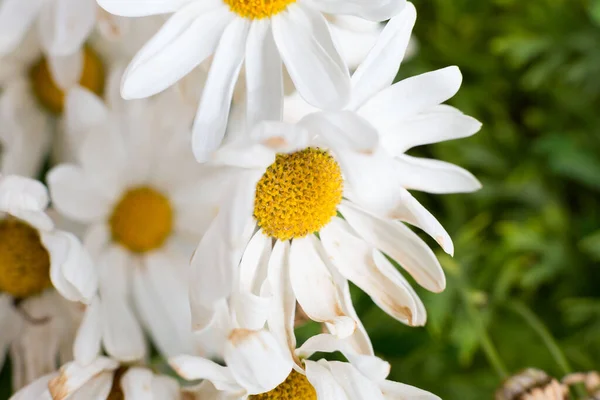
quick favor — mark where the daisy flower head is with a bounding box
[47,85,223,362]
[97,0,408,161]
[172,331,440,400]
[286,2,482,197]
[0,175,97,389]
[11,355,181,400]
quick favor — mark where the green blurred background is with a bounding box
[356,0,600,398]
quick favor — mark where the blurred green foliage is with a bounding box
[351,0,600,398]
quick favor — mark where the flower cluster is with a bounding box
[0,0,481,398]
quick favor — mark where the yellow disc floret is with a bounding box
[110,187,173,253]
[0,219,51,298]
[223,0,296,19]
[30,46,105,114]
[251,370,317,400]
[254,147,343,241]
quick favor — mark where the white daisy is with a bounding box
[188,4,481,339]
[172,332,440,399]
[47,88,222,362]
[0,175,97,390]
[0,0,96,57]
[97,0,408,161]
[11,356,181,400]
[286,3,482,196]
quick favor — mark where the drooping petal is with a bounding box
[245,19,283,129]
[69,372,113,400]
[0,0,44,55]
[169,355,240,392]
[348,3,416,110]
[339,201,445,294]
[0,175,49,214]
[121,2,232,100]
[38,0,96,56]
[73,297,102,365]
[225,329,293,395]
[10,373,55,400]
[305,360,350,400]
[272,4,350,110]
[290,236,356,337]
[379,380,442,400]
[327,361,385,400]
[121,368,154,400]
[192,17,250,162]
[48,357,118,400]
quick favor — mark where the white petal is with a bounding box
[299,111,378,153]
[100,294,146,362]
[47,165,112,223]
[46,51,83,90]
[249,120,311,153]
[320,218,431,324]
[225,329,293,395]
[121,368,154,400]
[64,87,109,153]
[266,240,297,359]
[192,17,249,162]
[392,155,482,194]
[379,380,441,400]
[38,0,95,56]
[339,201,444,294]
[290,236,355,337]
[41,230,98,303]
[0,0,43,55]
[245,19,283,129]
[151,375,180,400]
[97,0,197,17]
[328,361,385,400]
[73,297,102,365]
[305,360,349,400]
[272,4,350,110]
[359,66,463,130]
[169,355,239,391]
[132,254,193,358]
[309,0,406,21]
[70,371,112,400]
[348,4,416,110]
[48,357,118,399]
[189,174,257,332]
[387,188,454,255]
[121,2,231,99]
[0,175,48,213]
[10,373,55,400]
[380,105,481,153]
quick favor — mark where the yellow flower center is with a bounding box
[110,187,174,253]
[253,148,343,241]
[0,219,51,298]
[223,0,296,19]
[251,370,316,400]
[29,46,105,114]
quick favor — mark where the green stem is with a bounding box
[455,273,509,379]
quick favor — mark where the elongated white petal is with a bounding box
[290,236,355,337]
[339,201,444,294]
[380,105,482,153]
[0,175,48,213]
[305,360,349,400]
[266,240,297,359]
[273,4,350,110]
[225,329,293,395]
[300,111,378,153]
[379,380,441,400]
[64,87,109,149]
[245,19,283,129]
[348,3,416,110]
[121,2,231,99]
[309,0,406,21]
[73,297,102,365]
[0,0,43,55]
[320,218,428,324]
[393,155,482,194]
[359,66,463,131]
[328,361,385,400]
[100,294,146,362]
[169,355,239,392]
[69,372,112,400]
[192,17,249,162]
[48,357,118,399]
[11,373,54,399]
[97,0,197,17]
